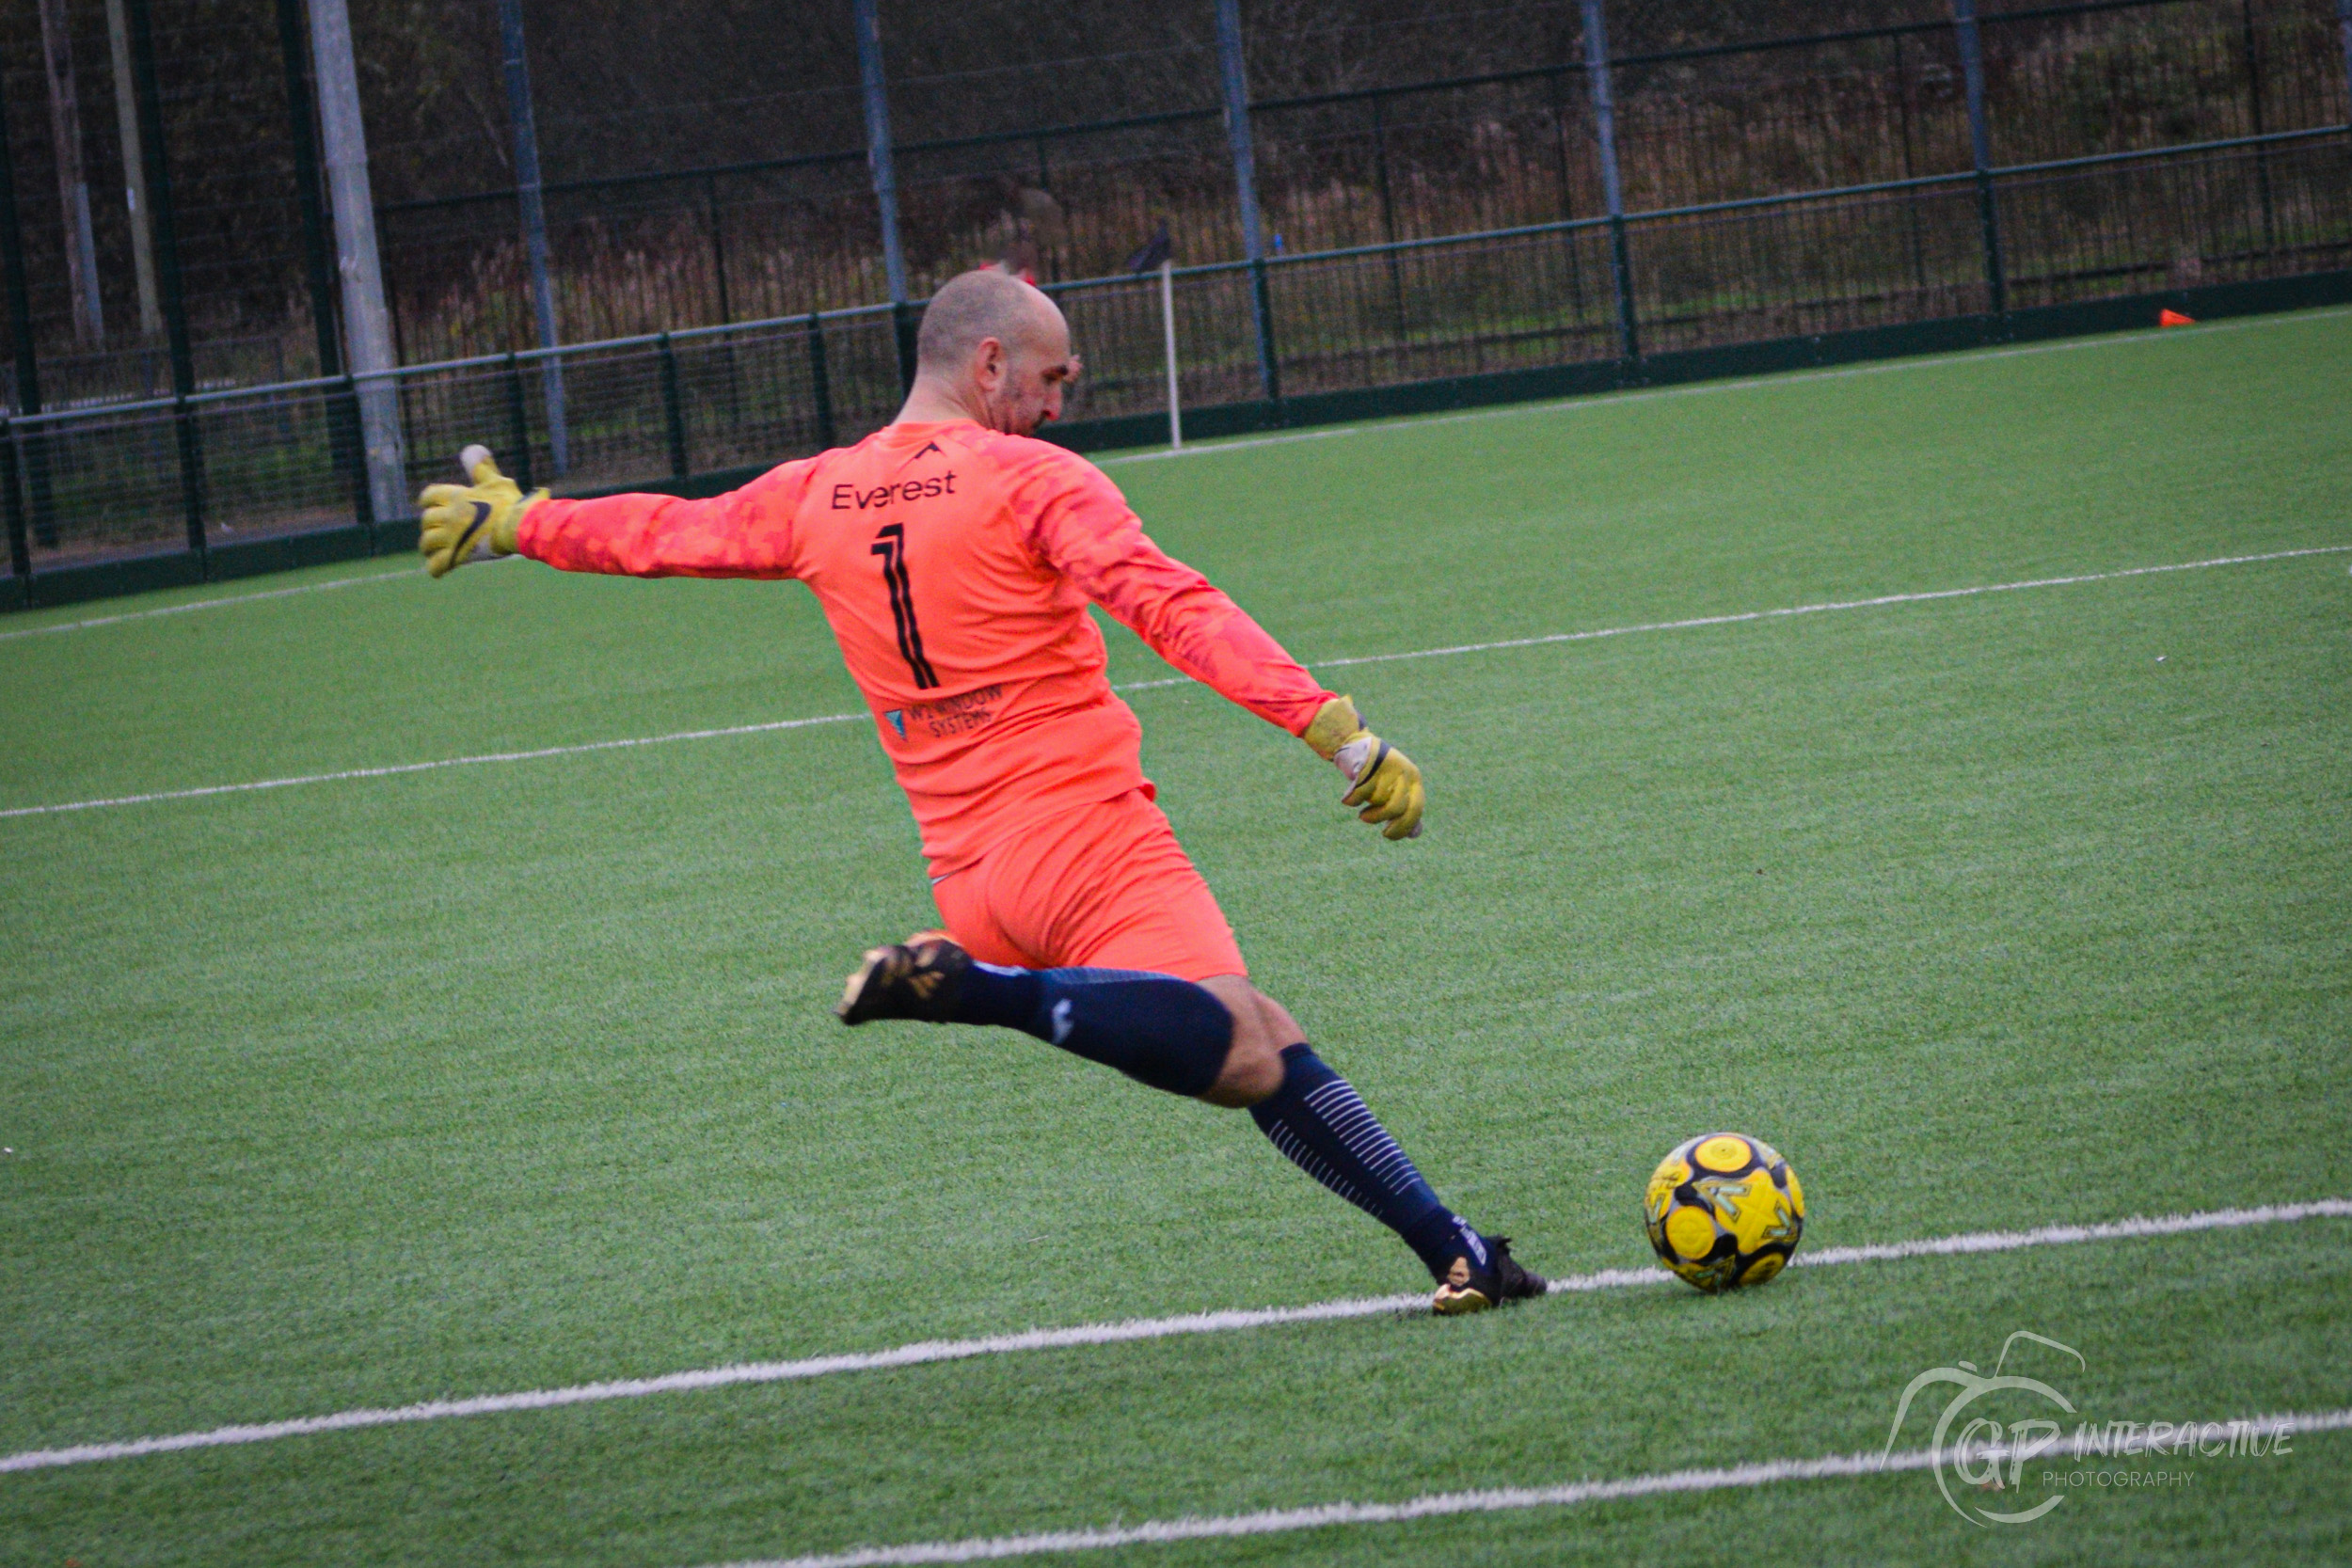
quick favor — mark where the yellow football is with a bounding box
[1643,1132,1805,1292]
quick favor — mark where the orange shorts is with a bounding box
[930,788,1248,981]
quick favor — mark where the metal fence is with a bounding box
[4,0,2350,598]
[355,0,2352,355]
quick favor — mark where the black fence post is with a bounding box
[2237,0,2274,252]
[2339,0,2352,134]
[501,352,533,492]
[892,300,918,396]
[0,66,56,552]
[172,394,206,557]
[336,375,373,536]
[1249,256,1282,404]
[1581,0,1640,363]
[705,174,733,324]
[658,332,690,478]
[714,323,744,433]
[2,418,28,600]
[854,0,910,312]
[278,0,373,546]
[2334,0,2352,230]
[276,0,343,383]
[1216,0,1279,403]
[498,0,568,475]
[1890,33,1930,294]
[1370,94,1407,339]
[332,374,373,541]
[123,0,198,418]
[1952,0,2008,317]
[1545,62,1590,322]
[805,312,836,450]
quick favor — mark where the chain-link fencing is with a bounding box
[2,0,2347,600]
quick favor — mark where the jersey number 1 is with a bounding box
[870,524,940,689]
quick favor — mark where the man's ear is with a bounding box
[974,336,1006,387]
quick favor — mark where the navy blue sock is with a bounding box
[951,962,1234,1098]
[1249,1043,1487,1284]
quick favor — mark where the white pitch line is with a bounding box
[0,561,427,641]
[3,1198,2344,1477]
[1312,544,2352,671]
[1790,1199,2352,1268]
[5,541,2344,824]
[0,711,868,820]
[1097,303,2352,467]
[707,1408,2352,1568]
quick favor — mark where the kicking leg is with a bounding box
[1204,978,1542,1309]
[837,937,1235,1097]
[840,942,1543,1311]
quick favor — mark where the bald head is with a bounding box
[899,267,1079,436]
[916,268,1059,372]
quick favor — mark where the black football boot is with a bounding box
[835,933,973,1024]
[1431,1235,1549,1315]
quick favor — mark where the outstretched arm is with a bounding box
[417,446,808,580]
[1021,452,1425,838]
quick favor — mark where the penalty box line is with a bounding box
[0,711,869,821]
[0,557,452,643]
[3,1198,2344,1477]
[4,542,2344,823]
[703,1407,2352,1568]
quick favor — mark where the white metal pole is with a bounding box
[38,0,103,345]
[1160,258,1181,451]
[308,0,407,525]
[103,0,160,337]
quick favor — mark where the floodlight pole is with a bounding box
[1951,0,2008,317]
[1580,0,1638,363]
[0,64,46,575]
[498,0,568,475]
[1160,258,1182,450]
[308,0,408,527]
[1216,0,1279,403]
[853,0,915,392]
[38,0,104,346]
[0,73,34,428]
[120,0,192,404]
[122,0,204,553]
[275,0,342,382]
[2338,0,2352,122]
[103,0,161,337]
[276,0,368,530]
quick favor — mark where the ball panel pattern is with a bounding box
[1693,1134,1752,1173]
[1643,1132,1805,1293]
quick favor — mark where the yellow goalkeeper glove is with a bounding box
[1302,694,1425,841]
[416,444,546,578]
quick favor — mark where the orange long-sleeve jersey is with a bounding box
[518,420,1337,874]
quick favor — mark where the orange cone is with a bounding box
[2159,309,2196,326]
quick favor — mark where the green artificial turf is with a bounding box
[3,309,2348,1565]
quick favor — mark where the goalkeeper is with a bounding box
[418,267,1543,1313]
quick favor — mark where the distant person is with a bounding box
[1126,219,1172,274]
[995,235,1040,286]
[414,268,1545,1313]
